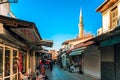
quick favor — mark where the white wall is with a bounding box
[102,11,110,33]
[83,46,101,79]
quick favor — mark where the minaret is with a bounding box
[78,9,84,38]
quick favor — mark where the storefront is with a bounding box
[99,36,120,80]
[0,44,18,80]
[69,48,83,65]
[68,48,84,73]
[61,53,67,69]
[0,15,42,80]
[0,15,53,80]
[83,45,101,79]
[94,26,120,80]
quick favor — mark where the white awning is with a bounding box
[61,53,66,57]
[69,50,84,56]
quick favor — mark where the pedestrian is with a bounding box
[44,59,48,69]
[49,59,53,71]
[39,59,43,69]
[79,60,83,74]
[36,65,48,80]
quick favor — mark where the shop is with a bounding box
[94,26,120,80]
[61,53,67,69]
[99,36,120,80]
[0,15,44,80]
[0,44,18,80]
[68,48,84,73]
[83,45,101,79]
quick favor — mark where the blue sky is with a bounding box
[11,0,104,50]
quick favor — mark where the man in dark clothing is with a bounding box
[49,59,53,71]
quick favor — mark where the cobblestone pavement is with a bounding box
[46,65,99,80]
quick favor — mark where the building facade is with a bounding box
[0,15,53,80]
[96,0,120,80]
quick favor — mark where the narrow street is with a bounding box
[46,65,97,80]
[1,0,119,80]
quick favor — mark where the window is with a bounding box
[5,47,10,76]
[13,50,18,74]
[0,46,3,78]
[0,44,18,80]
[110,6,118,29]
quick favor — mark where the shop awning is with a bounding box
[69,50,84,56]
[11,27,53,47]
[11,27,40,42]
[100,36,120,47]
[0,26,25,47]
[69,48,85,56]
[0,15,41,47]
[29,40,53,49]
[0,15,53,50]
[36,40,53,47]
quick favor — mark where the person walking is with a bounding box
[49,59,53,71]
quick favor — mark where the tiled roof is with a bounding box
[62,35,93,45]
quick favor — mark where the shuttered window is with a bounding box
[110,6,118,29]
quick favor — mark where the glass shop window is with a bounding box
[4,47,10,76]
[0,46,3,78]
[13,50,18,74]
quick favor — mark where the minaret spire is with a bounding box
[80,8,82,18]
[78,8,84,38]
